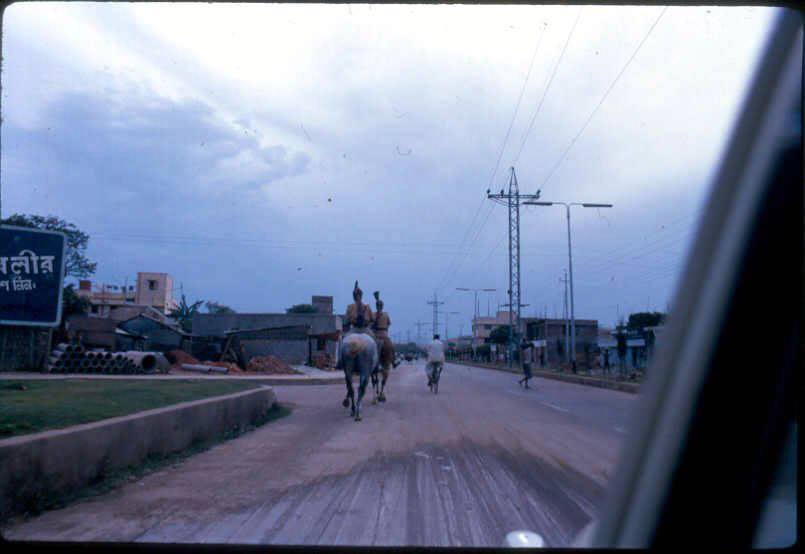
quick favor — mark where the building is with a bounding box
[134,272,177,314]
[192,296,342,365]
[77,279,136,317]
[77,272,178,317]
[311,295,334,314]
[522,317,599,368]
[471,311,512,345]
[117,314,191,353]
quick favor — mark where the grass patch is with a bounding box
[2,402,292,523]
[0,379,267,438]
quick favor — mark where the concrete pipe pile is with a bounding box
[122,352,157,372]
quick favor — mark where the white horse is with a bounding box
[339,331,378,422]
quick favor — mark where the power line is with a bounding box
[433,20,549,296]
[488,21,549,192]
[539,6,669,189]
[512,5,584,167]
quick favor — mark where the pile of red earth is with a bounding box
[246,355,300,374]
[312,352,335,370]
[166,349,201,370]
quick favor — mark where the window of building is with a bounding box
[148,280,158,290]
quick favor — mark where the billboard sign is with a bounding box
[0,225,67,326]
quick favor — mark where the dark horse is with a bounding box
[339,330,378,421]
[371,337,394,403]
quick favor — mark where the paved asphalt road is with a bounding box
[3,361,636,547]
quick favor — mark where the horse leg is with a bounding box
[356,369,370,421]
[371,368,379,404]
[344,368,356,416]
[380,371,387,402]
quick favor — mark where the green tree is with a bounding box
[1,214,97,278]
[169,294,204,332]
[205,301,235,314]
[286,303,317,314]
[62,283,90,319]
[488,325,511,345]
[627,311,665,330]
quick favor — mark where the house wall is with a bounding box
[117,317,185,352]
[241,339,309,364]
[192,313,342,337]
[135,273,174,313]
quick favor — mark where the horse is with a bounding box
[339,330,378,422]
[371,336,394,403]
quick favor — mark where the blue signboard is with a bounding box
[0,225,67,326]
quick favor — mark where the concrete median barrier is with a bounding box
[0,386,277,521]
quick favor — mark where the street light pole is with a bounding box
[523,200,613,370]
[565,203,576,367]
[456,287,496,344]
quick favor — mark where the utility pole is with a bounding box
[560,270,570,364]
[427,293,444,339]
[487,167,541,368]
[524,200,613,370]
[407,329,411,344]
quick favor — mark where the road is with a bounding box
[2,361,636,547]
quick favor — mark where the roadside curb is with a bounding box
[0,386,277,520]
[0,372,344,386]
[452,361,640,394]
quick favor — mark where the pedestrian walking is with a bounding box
[518,339,534,389]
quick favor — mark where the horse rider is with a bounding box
[425,333,445,390]
[345,281,374,333]
[372,291,397,370]
[337,281,374,370]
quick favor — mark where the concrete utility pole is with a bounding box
[524,200,613,367]
[487,167,541,367]
[456,287,496,341]
[427,293,444,338]
[560,270,570,364]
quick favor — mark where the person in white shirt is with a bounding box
[425,334,445,389]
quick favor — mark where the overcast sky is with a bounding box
[1,3,780,340]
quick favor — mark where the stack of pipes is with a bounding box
[45,344,158,374]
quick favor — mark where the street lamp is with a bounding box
[456,287,496,343]
[439,311,460,342]
[523,200,613,368]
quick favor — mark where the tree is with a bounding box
[205,301,235,314]
[627,311,666,330]
[1,214,97,278]
[62,283,90,319]
[488,325,511,345]
[287,304,317,314]
[169,294,204,332]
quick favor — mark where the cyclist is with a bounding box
[425,333,445,390]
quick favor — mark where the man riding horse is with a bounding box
[371,290,396,403]
[339,281,377,421]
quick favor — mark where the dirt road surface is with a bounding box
[3,362,636,546]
